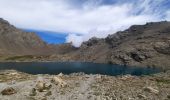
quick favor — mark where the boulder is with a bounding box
[29,88,37,96]
[52,76,67,87]
[57,73,64,77]
[1,87,17,95]
[36,81,52,92]
[36,81,46,92]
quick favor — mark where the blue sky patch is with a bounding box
[24,29,67,44]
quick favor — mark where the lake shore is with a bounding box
[1,53,170,70]
[0,70,169,100]
[0,59,168,72]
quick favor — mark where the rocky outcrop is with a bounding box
[64,21,170,69]
[0,18,170,69]
[154,41,170,55]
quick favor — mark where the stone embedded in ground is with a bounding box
[35,80,52,93]
[120,74,134,80]
[1,87,17,95]
[41,97,47,100]
[44,83,52,90]
[8,72,20,76]
[167,94,170,99]
[144,87,159,94]
[137,94,147,99]
[36,81,46,92]
[45,91,52,96]
[96,75,102,79]
[52,76,67,87]
[29,88,37,96]
[58,73,64,77]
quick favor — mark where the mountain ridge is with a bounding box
[0,18,50,55]
[0,18,76,56]
[59,21,170,69]
[0,18,170,69]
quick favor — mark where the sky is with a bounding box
[24,29,67,44]
[0,0,170,47]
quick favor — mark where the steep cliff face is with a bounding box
[65,21,170,69]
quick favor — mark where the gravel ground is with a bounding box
[0,70,169,100]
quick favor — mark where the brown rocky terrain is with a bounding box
[0,18,170,70]
[55,21,170,70]
[0,70,169,100]
[0,18,48,55]
[0,19,170,100]
[0,18,75,57]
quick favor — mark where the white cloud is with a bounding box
[0,0,169,47]
[66,34,83,47]
[166,11,170,20]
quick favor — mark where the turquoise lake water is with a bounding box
[0,62,160,76]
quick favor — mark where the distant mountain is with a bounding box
[62,21,170,69]
[0,18,170,69]
[0,18,48,55]
[24,29,67,44]
[0,18,76,56]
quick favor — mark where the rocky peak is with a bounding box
[0,18,48,55]
[0,18,10,26]
[82,37,102,47]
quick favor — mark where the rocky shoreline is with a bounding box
[0,18,170,100]
[0,70,169,100]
